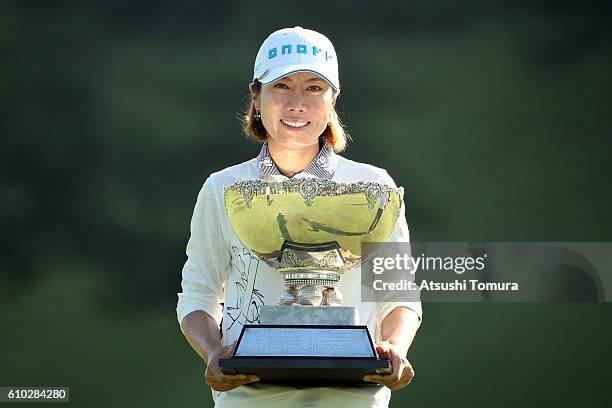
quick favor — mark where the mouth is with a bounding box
[280,119,310,130]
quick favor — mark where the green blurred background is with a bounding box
[1,0,611,406]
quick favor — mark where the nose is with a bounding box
[286,90,306,113]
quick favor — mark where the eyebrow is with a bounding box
[280,76,326,83]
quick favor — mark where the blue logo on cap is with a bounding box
[268,44,334,61]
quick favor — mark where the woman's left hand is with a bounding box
[363,341,415,391]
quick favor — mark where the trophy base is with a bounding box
[260,305,358,325]
[219,324,389,386]
[219,357,391,385]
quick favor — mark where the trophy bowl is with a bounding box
[224,178,403,305]
[219,178,404,384]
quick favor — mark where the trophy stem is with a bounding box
[321,287,343,306]
[280,271,343,306]
[279,285,299,305]
[298,284,323,305]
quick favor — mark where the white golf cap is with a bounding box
[253,26,339,90]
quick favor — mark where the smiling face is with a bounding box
[252,72,337,151]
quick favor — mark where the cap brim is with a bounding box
[256,64,339,90]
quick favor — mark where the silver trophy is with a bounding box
[219,178,403,384]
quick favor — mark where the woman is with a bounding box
[177,26,422,408]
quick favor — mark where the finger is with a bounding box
[387,376,412,391]
[206,360,243,384]
[364,362,403,387]
[391,354,404,383]
[388,382,404,391]
[243,375,260,384]
[217,373,260,384]
[205,366,223,384]
[399,360,414,382]
[209,375,260,391]
[375,342,391,354]
[375,349,389,360]
[209,379,236,392]
[363,375,390,384]
[382,349,402,383]
[225,341,239,356]
[220,374,249,381]
[404,362,414,379]
[387,364,415,391]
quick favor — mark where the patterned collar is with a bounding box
[256,140,337,180]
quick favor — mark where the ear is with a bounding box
[249,82,261,110]
[331,90,339,106]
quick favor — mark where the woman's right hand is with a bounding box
[204,342,260,392]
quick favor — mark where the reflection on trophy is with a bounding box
[219,178,403,384]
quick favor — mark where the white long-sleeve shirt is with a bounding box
[177,151,422,408]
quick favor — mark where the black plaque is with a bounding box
[219,325,391,385]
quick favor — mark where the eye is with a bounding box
[274,82,289,89]
[307,85,323,92]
